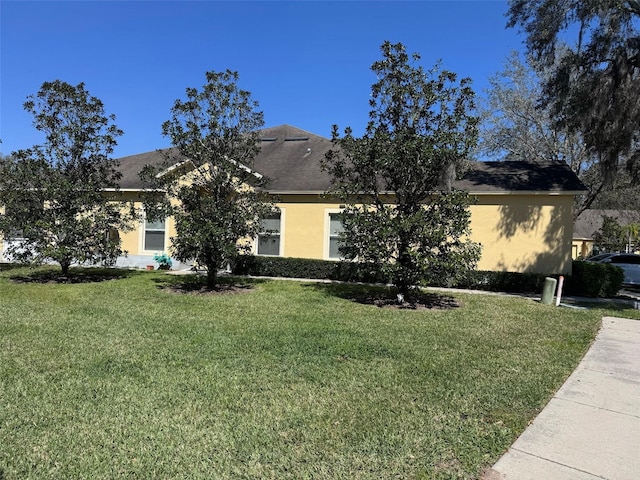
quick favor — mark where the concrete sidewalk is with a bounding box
[488,316,640,479]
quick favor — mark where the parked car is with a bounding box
[586,253,640,286]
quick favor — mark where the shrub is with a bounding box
[563,261,623,298]
[232,255,387,284]
[231,256,623,298]
[153,253,173,270]
[449,270,549,294]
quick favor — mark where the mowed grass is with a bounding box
[1,267,638,479]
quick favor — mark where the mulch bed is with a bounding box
[10,270,129,284]
[347,290,460,310]
[165,282,254,295]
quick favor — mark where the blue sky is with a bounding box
[1,1,524,158]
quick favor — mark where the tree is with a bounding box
[591,169,640,211]
[323,42,481,301]
[593,216,628,252]
[142,70,274,289]
[477,52,601,217]
[0,80,134,274]
[507,0,640,188]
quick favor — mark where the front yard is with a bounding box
[1,267,638,478]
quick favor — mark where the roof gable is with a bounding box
[115,125,586,194]
[574,209,640,239]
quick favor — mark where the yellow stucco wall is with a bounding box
[572,239,593,260]
[2,191,575,274]
[271,195,340,260]
[117,194,177,258]
[261,193,574,274]
[468,194,574,274]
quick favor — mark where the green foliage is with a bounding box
[452,270,549,293]
[564,261,624,298]
[323,42,481,298]
[478,52,600,216]
[0,80,135,274]
[142,70,275,287]
[593,215,628,252]
[234,256,622,298]
[153,253,172,270]
[507,0,640,185]
[593,170,640,211]
[3,268,633,478]
[232,255,388,283]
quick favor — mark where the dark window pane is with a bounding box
[261,215,281,233]
[258,235,280,256]
[145,231,165,251]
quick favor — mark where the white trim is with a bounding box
[139,212,170,255]
[104,188,583,196]
[324,208,343,260]
[466,190,584,196]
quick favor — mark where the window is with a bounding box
[328,213,344,259]
[257,213,281,256]
[1,205,25,241]
[7,226,24,242]
[144,217,165,251]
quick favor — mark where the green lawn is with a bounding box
[1,267,638,479]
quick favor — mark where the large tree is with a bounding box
[0,80,135,274]
[477,52,601,217]
[507,0,640,187]
[142,70,274,289]
[323,42,481,301]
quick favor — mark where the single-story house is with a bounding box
[1,125,586,274]
[572,209,640,258]
[104,125,584,274]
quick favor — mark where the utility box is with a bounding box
[541,277,557,305]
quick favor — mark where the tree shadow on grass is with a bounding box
[9,266,135,284]
[307,282,460,310]
[1,262,28,272]
[152,274,265,295]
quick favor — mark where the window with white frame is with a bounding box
[328,212,345,259]
[257,212,281,256]
[144,216,166,251]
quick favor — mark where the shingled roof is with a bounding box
[115,124,586,194]
[455,160,586,193]
[116,148,179,190]
[574,209,640,240]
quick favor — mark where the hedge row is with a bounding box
[563,261,624,298]
[232,255,388,284]
[232,255,625,298]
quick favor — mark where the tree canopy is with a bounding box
[0,80,134,274]
[323,41,481,300]
[477,52,602,217]
[142,70,274,288]
[507,0,640,185]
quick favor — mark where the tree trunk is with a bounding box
[206,263,218,289]
[395,234,413,303]
[60,261,71,276]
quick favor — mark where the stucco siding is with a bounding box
[469,194,574,274]
[2,193,576,275]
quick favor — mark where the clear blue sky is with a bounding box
[1,1,524,159]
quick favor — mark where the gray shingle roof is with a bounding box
[116,148,178,189]
[455,160,586,193]
[115,125,586,194]
[574,209,640,239]
[253,125,333,192]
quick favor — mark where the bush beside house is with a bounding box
[233,255,624,298]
